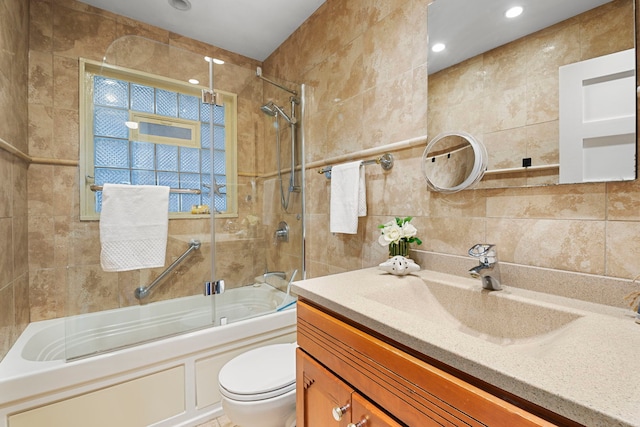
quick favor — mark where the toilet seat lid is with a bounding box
[219,343,296,400]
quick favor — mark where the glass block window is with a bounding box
[156,89,178,117]
[80,60,237,220]
[130,84,154,113]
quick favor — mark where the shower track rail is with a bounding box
[134,239,201,300]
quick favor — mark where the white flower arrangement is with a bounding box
[378,217,422,246]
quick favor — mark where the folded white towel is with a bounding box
[100,184,170,272]
[330,161,366,234]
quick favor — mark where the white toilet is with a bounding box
[218,343,297,427]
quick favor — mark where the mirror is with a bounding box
[422,131,488,193]
[427,0,636,188]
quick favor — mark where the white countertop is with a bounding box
[292,268,640,427]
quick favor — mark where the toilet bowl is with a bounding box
[218,343,297,427]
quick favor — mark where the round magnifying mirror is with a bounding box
[421,131,488,193]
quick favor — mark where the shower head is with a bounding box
[260,101,295,124]
[260,101,277,117]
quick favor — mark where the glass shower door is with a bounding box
[64,37,217,361]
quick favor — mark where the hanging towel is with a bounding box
[99,184,170,272]
[330,161,366,234]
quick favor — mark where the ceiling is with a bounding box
[78,0,326,61]
[427,0,613,74]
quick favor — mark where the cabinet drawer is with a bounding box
[297,300,558,427]
[297,349,403,427]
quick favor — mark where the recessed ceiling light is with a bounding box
[188,78,199,85]
[432,43,446,53]
[505,6,523,18]
[168,0,191,11]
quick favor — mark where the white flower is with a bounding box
[401,222,417,238]
[378,221,402,246]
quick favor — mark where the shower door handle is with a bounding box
[204,279,225,296]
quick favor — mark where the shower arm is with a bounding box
[256,66,298,96]
[134,239,201,300]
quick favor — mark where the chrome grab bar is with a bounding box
[134,239,201,300]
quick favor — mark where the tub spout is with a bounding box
[263,271,287,280]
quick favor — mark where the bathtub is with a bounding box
[0,284,297,427]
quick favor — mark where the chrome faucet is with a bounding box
[263,271,287,280]
[468,244,502,291]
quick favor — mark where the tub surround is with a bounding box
[292,268,640,427]
[0,308,296,427]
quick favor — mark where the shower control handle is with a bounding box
[274,221,289,243]
[332,403,350,421]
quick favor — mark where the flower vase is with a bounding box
[388,240,409,258]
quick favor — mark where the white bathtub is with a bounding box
[0,284,297,427]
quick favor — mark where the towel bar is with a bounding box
[90,184,202,195]
[318,153,394,179]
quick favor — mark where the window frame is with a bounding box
[79,58,238,221]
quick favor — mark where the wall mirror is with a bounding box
[427,0,636,189]
[422,131,488,193]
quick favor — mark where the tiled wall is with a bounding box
[264,0,640,306]
[0,0,30,360]
[5,0,639,361]
[265,0,430,277]
[25,0,282,322]
[429,0,634,188]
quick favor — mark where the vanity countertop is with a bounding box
[292,268,640,427]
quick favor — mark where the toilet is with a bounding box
[218,343,297,427]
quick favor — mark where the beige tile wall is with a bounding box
[429,0,634,188]
[4,0,639,362]
[265,0,430,277]
[25,0,289,322]
[264,0,640,307]
[0,0,30,360]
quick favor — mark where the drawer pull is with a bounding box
[332,404,350,421]
[348,418,368,427]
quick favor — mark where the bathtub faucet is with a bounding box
[468,243,502,291]
[263,271,287,280]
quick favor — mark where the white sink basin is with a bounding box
[364,276,583,345]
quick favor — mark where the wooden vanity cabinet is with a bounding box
[297,349,402,427]
[296,299,567,427]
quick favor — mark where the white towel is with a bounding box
[99,184,170,272]
[330,161,366,234]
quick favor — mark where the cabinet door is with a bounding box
[350,392,404,427]
[297,349,354,427]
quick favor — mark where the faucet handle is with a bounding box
[468,243,496,257]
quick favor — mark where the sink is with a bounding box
[364,276,583,345]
